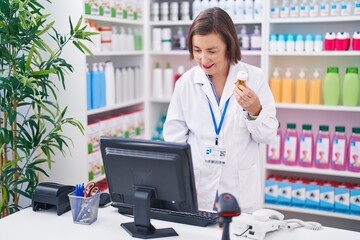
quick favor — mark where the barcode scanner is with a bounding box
[217,193,241,240]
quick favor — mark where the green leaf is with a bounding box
[77,40,94,57]
[30,69,57,76]
[37,21,55,36]
[72,41,84,54]
[69,16,74,35]
[74,15,83,32]
[26,44,36,71]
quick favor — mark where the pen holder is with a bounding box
[68,191,100,225]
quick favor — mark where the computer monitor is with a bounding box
[100,136,198,239]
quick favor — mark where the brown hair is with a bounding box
[187,7,241,64]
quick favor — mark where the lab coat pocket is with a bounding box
[237,164,261,213]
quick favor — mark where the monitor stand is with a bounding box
[121,187,178,239]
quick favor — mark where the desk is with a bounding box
[0,207,359,240]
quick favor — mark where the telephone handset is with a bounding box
[252,208,284,222]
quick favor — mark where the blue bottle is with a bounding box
[86,64,92,110]
[91,63,106,109]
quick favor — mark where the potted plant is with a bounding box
[0,0,96,217]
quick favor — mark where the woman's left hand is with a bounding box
[233,85,262,116]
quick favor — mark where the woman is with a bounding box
[163,7,278,213]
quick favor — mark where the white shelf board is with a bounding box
[87,51,144,56]
[266,164,360,179]
[264,204,360,221]
[84,15,143,25]
[269,51,360,57]
[150,19,263,26]
[87,99,144,116]
[275,103,360,112]
[269,16,360,24]
[150,50,262,56]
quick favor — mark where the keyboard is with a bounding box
[113,204,219,227]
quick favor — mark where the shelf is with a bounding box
[275,103,360,112]
[269,51,360,57]
[86,51,144,57]
[151,50,262,56]
[264,204,360,221]
[269,16,360,24]
[150,19,263,26]
[84,15,143,25]
[87,99,144,116]
[265,164,360,179]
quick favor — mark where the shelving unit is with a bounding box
[265,1,360,231]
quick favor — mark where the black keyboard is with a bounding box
[113,204,219,227]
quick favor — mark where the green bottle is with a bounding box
[342,67,359,106]
[323,67,340,106]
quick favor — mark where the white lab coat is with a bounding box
[163,62,278,213]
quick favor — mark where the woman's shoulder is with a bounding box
[235,61,263,75]
[176,65,203,85]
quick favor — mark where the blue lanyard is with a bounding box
[207,97,230,145]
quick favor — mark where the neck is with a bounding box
[209,65,230,101]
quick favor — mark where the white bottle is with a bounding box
[127,27,134,51]
[105,61,115,107]
[180,1,190,21]
[160,1,169,21]
[119,27,126,51]
[286,34,296,52]
[309,0,319,17]
[152,62,163,99]
[164,62,174,100]
[192,0,201,20]
[134,66,142,100]
[111,26,120,51]
[305,34,314,52]
[152,2,160,21]
[235,0,245,20]
[127,67,135,101]
[277,34,286,52]
[250,25,261,50]
[280,0,290,18]
[238,25,250,50]
[320,0,330,16]
[170,2,179,21]
[122,67,129,102]
[253,0,263,19]
[290,0,300,17]
[271,0,280,18]
[295,34,305,52]
[354,0,360,15]
[330,0,340,16]
[299,0,309,17]
[226,0,236,19]
[314,34,323,52]
[115,67,123,104]
[244,0,254,20]
[340,0,351,16]
[269,34,278,52]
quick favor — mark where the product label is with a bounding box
[316,138,330,164]
[330,4,340,16]
[320,4,329,16]
[355,3,360,15]
[309,5,319,17]
[283,136,297,162]
[349,140,360,168]
[332,138,346,165]
[270,7,280,18]
[267,135,281,161]
[299,136,313,163]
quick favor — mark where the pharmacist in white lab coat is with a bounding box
[163,7,278,213]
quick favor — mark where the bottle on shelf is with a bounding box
[330,0,341,16]
[192,0,201,20]
[323,67,340,106]
[86,64,92,110]
[295,68,308,104]
[269,67,282,103]
[280,0,290,18]
[331,126,347,171]
[352,31,360,50]
[281,68,294,103]
[289,0,300,18]
[298,124,314,168]
[238,25,250,50]
[286,34,295,52]
[354,0,360,15]
[283,123,298,166]
[269,34,277,52]
[105,61,115,107]
[92,63,106,109]
[320,0,330,17]
[314,34,323,52]
[340,0,352,16]
[270,0,280,18]
[299,0,309,17]
[277,34,286,52]
[295,34,305,52]
[250,25,261,50]
[267,123,282,164]
[314,125,331,169]
[152,62,163,99]
[335,32,350,51]
[309,0,319,17]
[174,65,185,86]
[348,127,360,172]
[304,34,314,52]
[342,67,359,106]
[309,68,322,105]
[163,62,174,100]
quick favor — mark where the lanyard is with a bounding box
[206,96,230,145]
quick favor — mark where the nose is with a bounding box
[200,52,209,64]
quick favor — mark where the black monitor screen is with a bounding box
[100,136,198,238]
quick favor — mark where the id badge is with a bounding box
[204,146,228,165]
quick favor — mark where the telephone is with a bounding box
[230,208,321,240]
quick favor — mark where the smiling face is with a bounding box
[192,32,229,78]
